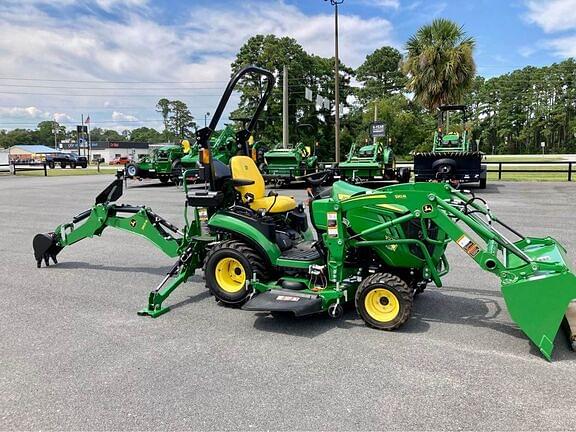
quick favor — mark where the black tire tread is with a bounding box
[355,272,413,331]
[203,239,269,306]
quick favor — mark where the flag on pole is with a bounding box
[85,115,91,124]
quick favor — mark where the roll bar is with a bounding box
[196,65,275,191]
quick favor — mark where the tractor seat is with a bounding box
[230,156,297,214]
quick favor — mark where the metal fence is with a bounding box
[396,160,576,181]
[6,161,48,176]
[486,161,575,181]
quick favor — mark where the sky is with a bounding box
[0,0,575,133]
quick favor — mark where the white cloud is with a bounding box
[546,35,576,57]
[0,0,396,130]
[0,106,47,119]
[112,111,139,122]
[525,0,576,33]
[360,0,400,9]
[524,0,576,57]
[53,112,74,122]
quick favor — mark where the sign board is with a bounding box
[541,141,546,148]
[370,122,386,137]
[77,125,88,134]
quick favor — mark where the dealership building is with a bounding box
[60,141,172,163]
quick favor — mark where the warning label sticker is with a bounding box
[457,235,480,257]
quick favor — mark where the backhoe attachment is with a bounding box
[33,171,210,316]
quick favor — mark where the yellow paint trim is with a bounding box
[377,203,408,213]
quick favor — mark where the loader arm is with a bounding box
[339,182,576,360]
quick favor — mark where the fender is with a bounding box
[208,213,281,265]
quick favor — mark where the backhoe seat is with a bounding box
[230,156,297,214]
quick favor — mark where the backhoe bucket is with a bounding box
[501,237,576,360]
[33,233,62,268]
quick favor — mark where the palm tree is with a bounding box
[403,19,476,111]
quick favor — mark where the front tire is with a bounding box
[204,240,269,306]
[355,273,413,330]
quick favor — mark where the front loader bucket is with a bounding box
[500,238,576,360]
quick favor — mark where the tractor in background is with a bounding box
[261,124,318,186]
[335,122,411,185]
[413,105,487,188]
[125,143,186,184]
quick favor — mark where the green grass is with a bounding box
[15,167,118,177]
[484,154,566,162]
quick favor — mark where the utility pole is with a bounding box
[283,65,289,149]
[81,114,84,156]
[373,102,378,146]
[325,0,344,163]
[53,119,58,150]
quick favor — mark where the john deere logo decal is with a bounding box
[422,204,433,214]
[130,219,137,228]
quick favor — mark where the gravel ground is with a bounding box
[1,175,576,431]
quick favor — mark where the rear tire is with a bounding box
[171,159,183,184]
[48,161,55,169]
[355,272,413,330]
[204,240,269,306]
[126,163,139,178]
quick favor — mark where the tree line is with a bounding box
[1,19,575,157]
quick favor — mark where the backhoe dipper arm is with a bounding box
[33,203,182,268]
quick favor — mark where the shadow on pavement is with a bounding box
[168,290,212,311]
[251,304,363,339]
[55,261,189,278]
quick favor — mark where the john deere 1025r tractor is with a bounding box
[34,67,576,361]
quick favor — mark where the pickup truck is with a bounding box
[46,153,88,169]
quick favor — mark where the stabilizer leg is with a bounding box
[137,256,196,318]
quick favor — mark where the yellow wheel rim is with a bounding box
[364,288,400,322]
[215,257,246,293]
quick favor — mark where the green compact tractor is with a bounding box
[414,105,487,188]
[125,143,186,184]
[336,140,411,185]
[262,124,318,186]
[34,66,576,361]
[180,124,237,176]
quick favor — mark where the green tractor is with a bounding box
[261,124,318,186]
[34,66,576,361]
[414,105,487,188]
[336,139,411,184]
[179,124,238,181]
[125,143,186,184]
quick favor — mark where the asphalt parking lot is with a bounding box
[1,175,576,430]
